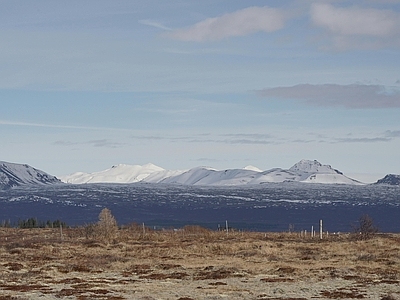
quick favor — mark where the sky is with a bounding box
[0,0,399,183]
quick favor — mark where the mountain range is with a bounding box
[2,159,399,189]
[60,159,363,186]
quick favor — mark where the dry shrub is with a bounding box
[84,208,118,243]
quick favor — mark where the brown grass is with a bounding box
[0,227,399,299]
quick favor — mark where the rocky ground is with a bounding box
[0,227,399,299]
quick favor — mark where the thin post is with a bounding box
[225,220,228,236]
[319,219,323,240]
[142,223,145,237]
[311,226,314,238]
[60,223,63,241]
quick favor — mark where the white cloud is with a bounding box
[311,3,397,36]
[165,6,285,42]
[310,3,400,49]
[257,84,400,109]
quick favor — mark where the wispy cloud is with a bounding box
[257,84,400,109]
[310,3,400,50]
[218,133,276,145]
[131,129,400,147]
[385,130,400,137]
[0,120,97,130]
[331,129,400,144]
[138,19,171,31]
[54,139,127,148]
[335,137,391,143]
[221,133,273,139]
[131,134,191,142]
[165,6,285,42]
[0,120,137,132]
[131,132,279,145]
[130,135,165,141]
[88,139,127,148]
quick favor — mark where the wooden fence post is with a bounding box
[320,220,323,240]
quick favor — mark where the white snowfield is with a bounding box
[60,163,164,184]
[60,159,363,186]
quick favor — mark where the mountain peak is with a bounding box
[375,174,400,185]
[289,159,342,175]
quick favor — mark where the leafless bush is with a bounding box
[352,214,378,240]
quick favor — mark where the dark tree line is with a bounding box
[0,218,66,229]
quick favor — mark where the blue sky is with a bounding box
[1,0,399,182]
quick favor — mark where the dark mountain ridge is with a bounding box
[0,161,61,189]
[375,174,400,186]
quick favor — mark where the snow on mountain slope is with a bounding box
[142,169,187,183]
[60,159,363,186]
[152,167,260,186]
[60,163,164,184]
[249,168,301,184]
[302,173,361,185]
[243,165,262,172]
[0,161,61,189]
[152,160,361,186]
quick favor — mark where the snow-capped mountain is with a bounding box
[0,161,61,189]
[60,159,362,186]
[375,174,400,185]
[60,163,164,184]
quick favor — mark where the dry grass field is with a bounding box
[0,225,399,299]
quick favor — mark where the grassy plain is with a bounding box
[0,226,399,299]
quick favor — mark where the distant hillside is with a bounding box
[0,161,61,189]
[375,174,400,186]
